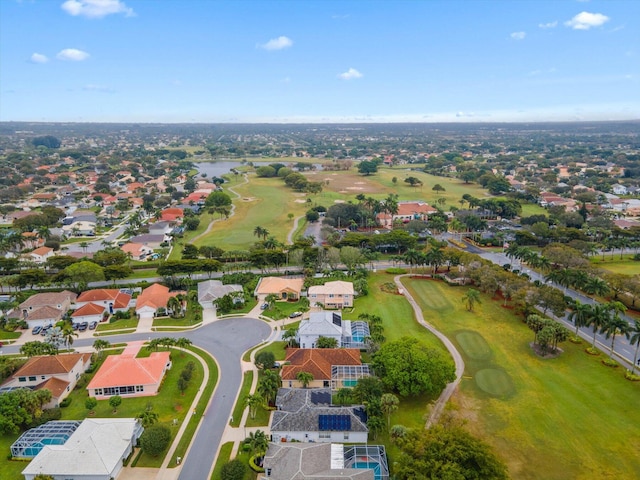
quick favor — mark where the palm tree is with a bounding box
[380,393,399,429]
[601,302,630,358]
[583,276,610,298]
[246,429,269,456]
[296,371,314,388]
[62,324,78,351]
[244,393,263,419]
[45,326,65,354]
[335,388,352,406]
[629,320,640,374]
[403,248,422,274]
[587,303,610,351]
[462,288,482,312]
[167,296,181,318]
[253,226,269,240]
[93,339,110,358]
[567,301,592,338]
[257,369,280,406]
[137,410,159,427]
[264,293,278,309]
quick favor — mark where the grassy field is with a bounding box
[401,277,640,480]
[96,317,138,331]
[590,254,640,275]
[0,330,22,341]
[192,176,310,251]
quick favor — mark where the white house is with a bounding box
[297,312,370,349]
[28,246,54,264]
[270,388,368,444]
[22,418,143,480]
[612,184,628,195]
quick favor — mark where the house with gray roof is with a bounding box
[22,418,143,480]
[262,443,389,480]
[297,311,370,349]
[197,279,243,312]
[270,388,368,444]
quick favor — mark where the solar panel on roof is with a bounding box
[319,414,351,431]
[311,390,332,405]
[332,313,341,326]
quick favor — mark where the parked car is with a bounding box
[88,321,98,330]
[78,322,88,332]
[260,303,269,310]
[40,325,52,336]
[289,311,303,318]
[72,322,80,331]
[31,325,42,335]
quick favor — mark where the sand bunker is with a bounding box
[294,199,307,203]
[334,199,346,203]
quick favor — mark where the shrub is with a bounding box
[139,424,172,457]
[249,454,265,473]
[385,267,407,274]
[59,398,72,408]
[220,458,247,480]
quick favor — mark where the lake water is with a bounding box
[195,160,244,179]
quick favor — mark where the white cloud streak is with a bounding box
[510,31,526,40]
[56,48,90,61]
[258,36,293,51]
[538,21,558,29]
[61,0,134,19]
[30,53,49,64]
[565,11,610,30]
[338,68,363,80]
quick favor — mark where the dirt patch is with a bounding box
[334,199,346,203]
[294,199,307,203]
[242,197,257,202]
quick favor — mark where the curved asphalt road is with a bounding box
[1,317,272,480]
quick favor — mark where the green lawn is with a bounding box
[96,317,138,331]
[231,371,253,427]
[401,277,640,480]
[192,176,310,251]
[0,330,22,341]
[590,254,640,275]
[210,442,234,480]
[56,347,205,468]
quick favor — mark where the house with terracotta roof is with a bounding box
[160,207,184,223]
[135,283,184,319]
[15,291,77,328]
[87,351,172,399]
[28,246,54,264]
[254,276,304,302]
[21,231,45,249]
[376,201,438,228]
[120,242,153,261]
[281,349,364,389]
[2,353,91,408]
[71,302,106,324]
[75,289,132,315]
[308,281,354,309]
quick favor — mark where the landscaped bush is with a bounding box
[386,267,407,274]
[249,454,265,473]
[139,424,172,457]
[59,398,72,408]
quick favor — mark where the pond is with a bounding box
[194,160,244,179]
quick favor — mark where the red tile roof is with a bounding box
[76,289,131,309]
[87,352,171,389]
[72,302,105,317]
[35,377,70,398]
[136,283,182,310]
[12,353,91,377]
[281,348,361,381]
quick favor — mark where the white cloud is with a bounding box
[338,68,363,80]
[510,31,526,40]
[56,48,90,61]
[61,0,134,19]
[565,11,610,30]
[83,84,115,93]
[538,21,558,29]
[30,53,49,64]
[258,36,293,51]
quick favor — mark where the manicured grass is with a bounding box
[210,442,233,480]
[261,301,306,321]
[519,202,548,217]
[0,434,29,480]
[590,254,640,275]
[254,341,287,362]
[124,268,159,279]
[401,277,640,480]
[94,328,136,336]
[58,348,205,468]
[0,330,22,340]
[169,345,219,468]
[96,317,138,331]
[231,371,253,427]
[192,176,310,251]
[343,272,447,352]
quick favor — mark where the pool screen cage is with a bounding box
[331,364,372,390]
[344,444,389,480]
[11,420,82,459]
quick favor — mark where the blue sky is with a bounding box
[1,0,638,123]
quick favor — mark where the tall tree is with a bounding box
[462,288,482,312]
[380,393,399,429]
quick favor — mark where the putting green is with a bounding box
[475,368,515,398]
[456,330,492,361]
